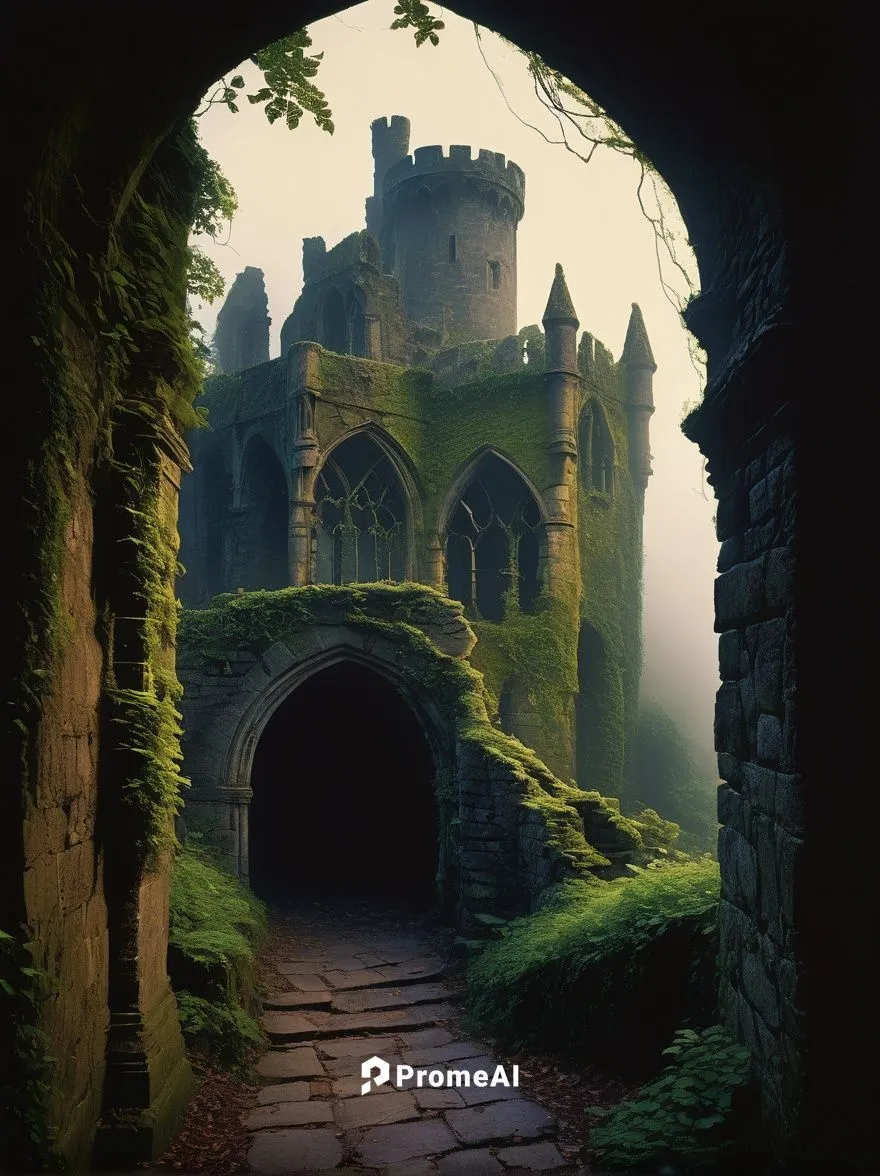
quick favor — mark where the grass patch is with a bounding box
[168,839,268,1067]
[464,859,720,1075]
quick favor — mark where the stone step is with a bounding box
[331,981,449,1014]
[446,1099,557,1147]
[321,957,447,990]
[263,990,332,1011]
[263,1002,457,1043]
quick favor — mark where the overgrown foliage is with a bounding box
[587,1025,753,1170]
[464,860,719,1073]
[168,840,268,1067]
[0,931,61,1172]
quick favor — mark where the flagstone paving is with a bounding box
[246,909,585,1175]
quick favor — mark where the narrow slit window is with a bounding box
[448,235,457,263]
[488,260,501,289]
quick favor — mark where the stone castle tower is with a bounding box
[182,113,655,833]
[367,115,524,342]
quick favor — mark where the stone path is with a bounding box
[246,907,583,1175]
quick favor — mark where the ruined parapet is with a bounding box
[214,266,271,375]
[426,334,528,389]
[301,231,381,286]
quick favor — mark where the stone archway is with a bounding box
[247,658,440,906]
[182,627,457,908]
[176,585,640,930]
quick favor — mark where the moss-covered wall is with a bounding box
[576,352,645,799]
[3,121,203,1171]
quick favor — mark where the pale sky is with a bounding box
[189,0,720,769]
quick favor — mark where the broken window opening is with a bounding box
[313,433,407,584]
[579,400,615,495]
[445,454,541,622]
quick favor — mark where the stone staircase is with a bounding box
[246,930,582,1174]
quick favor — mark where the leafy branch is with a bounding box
[186,6,445,315]
[391,0,445,47]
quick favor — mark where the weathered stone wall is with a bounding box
[710,428,800,1150]
[278,234,442,365]
[382,146,524,343]
[213,266,270,375]
[21,405,110,1170]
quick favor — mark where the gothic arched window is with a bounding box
[312,433,407,584]
[239,437,289,590]
[321,288,346,353]
[320,288,367,357]
[444,453,542,622]
[579,399,615,495]
[346,290,366,357]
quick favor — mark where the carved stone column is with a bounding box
[287,343,321,586]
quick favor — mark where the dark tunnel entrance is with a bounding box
[248,661,440,908]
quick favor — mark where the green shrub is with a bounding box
[464,860,719,1074]
[587,1024,752,1170]
[629,806,681,851]
[174,992,265,1068]
[168,839,269,1066]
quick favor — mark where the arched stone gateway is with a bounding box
[177,585,642,928]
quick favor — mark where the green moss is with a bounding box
[168,840,268,1067]
[575,366,644,799]
[0,930,63,1172]
[464,859,720,1066]
[8,119,213,1162]
[469,598,579,779]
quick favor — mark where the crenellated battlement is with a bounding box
[383,144,526,210]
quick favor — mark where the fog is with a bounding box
[188,1,720,769]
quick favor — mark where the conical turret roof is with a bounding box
[621,303,656,370]
[542,263,579,326]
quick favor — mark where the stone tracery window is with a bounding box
[312,432,407,584]
[444,453,542,622]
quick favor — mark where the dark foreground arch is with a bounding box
[3,3,874,1172]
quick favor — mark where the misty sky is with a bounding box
[188,1,721,768]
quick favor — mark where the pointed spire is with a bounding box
[542,263,579,326]
[621,303,656,371]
